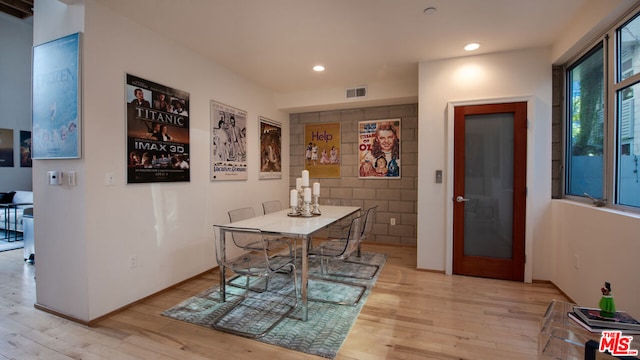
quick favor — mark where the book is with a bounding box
[568,312,640,334]
[573,306,640,331]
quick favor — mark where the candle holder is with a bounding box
[312,195,321,215]
[301,199,313,217]
[288,205,300,216]
[297,191,304,211]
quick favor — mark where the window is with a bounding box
[566,44,605,199]
[615,14,640,208]
[562,7,640,210]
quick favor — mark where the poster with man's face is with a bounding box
[358,119,401,179]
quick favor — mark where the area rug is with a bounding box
[162,252,387,359]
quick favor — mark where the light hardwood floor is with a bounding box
[0,244,567,359]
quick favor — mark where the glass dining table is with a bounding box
[216,205,360,321]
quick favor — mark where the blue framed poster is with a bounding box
[32,32,81,159]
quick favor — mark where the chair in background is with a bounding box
[262,200,283,214]
[308,214,367,305]
[228,207,256,223]
[213,225,298,338]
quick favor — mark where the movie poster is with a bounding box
[304,122,341,178]
[0,129,14,167]
[20,131,32,167]
[210,100,248,181]
[32,32,81,159]
[259,117,282,180]
[126,74,190,183]
[358,118,401,179]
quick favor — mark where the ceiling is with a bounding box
[0,0,32,19]
[4,0,599,95]
[89,0,594,95]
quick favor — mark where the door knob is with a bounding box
[455,196,470,203]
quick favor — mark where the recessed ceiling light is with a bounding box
[313,65,325,72]
[464,43,480,51]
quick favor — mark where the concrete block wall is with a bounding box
[289,104,418,246]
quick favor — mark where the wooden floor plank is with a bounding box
[0,244,567,359]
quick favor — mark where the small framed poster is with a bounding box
[304,122,341,178]
[259,117,282,179]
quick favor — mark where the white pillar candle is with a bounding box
[301,170,310,187]
[296,177,302,191]
[304,187,312,202]
[290,189,298,207]
[313,182,320,196]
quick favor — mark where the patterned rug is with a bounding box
[162,252,387,359]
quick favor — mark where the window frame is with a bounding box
[563,40,607,204]
[561,5,640,213]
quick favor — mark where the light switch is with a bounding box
[68,171,76,186]
[435,170,443,183]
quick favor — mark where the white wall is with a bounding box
[551,201,640,317]
[275,77,418,113]
[416,0,640,318]
[0,13,33,191]
[552,0,636,64]
[544,0,640,318]
[417,47,553,283]
[33,0,289,321]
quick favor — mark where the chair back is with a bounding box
[262,200,283,214]
[360,205,378,241]
[228,207,256,222]
[228,207,258,249]
[214,225,292,273]
[214,225,266,265]
[341,214,365,257]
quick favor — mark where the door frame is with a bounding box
[445,96,534,283]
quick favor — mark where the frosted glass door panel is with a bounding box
[463,113,514,259]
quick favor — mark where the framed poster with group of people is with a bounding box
[210,100,248,181]
[126,74,191,183]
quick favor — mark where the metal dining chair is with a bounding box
[308,214,367,305]
[340,205,381,280]
[228,206,295,281]
[213,225,298,338]
[262,200,283,214]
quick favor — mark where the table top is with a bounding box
[218,205,360,237]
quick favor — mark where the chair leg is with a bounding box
[226,274,269,293]
[213,264,299,338]
[327,258,380,280]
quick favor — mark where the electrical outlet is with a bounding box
[105,172,115,186]
[390,218,396,226]
[130,256,137,268]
